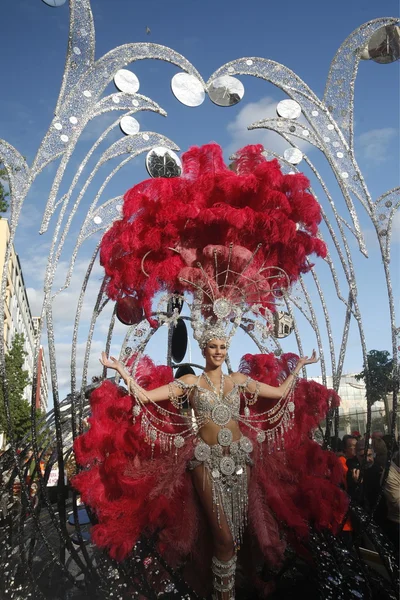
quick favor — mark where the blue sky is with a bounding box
[0,0,398,405]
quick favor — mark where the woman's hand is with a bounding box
[99,351,124,374]
[297,350,319,367]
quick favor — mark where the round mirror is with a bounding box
[277,99,301,119]
[146,147,182,178]
[114,69,140,94]
[171,72,205,107]
[41,0,67,6]
[175,364,196,378]
[283,148,303,165]
[116,297,144,326]
[171,319,188,363]
[368,25,400,64]
[120,116,140,136]
[208,76,244,107]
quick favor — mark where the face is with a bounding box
[357,448,374,468]
[203,339,227,367]
[345,438,357,459]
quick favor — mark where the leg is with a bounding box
[192,464,236,599]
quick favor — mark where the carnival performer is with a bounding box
[99,343,317,599]
[74,143,348,599]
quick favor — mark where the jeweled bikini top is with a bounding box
[175,373,253,427]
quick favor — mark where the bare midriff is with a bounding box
[195,418,242,446]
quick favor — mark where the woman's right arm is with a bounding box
[99,352,191,404]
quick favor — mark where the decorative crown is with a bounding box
[180,243,290,350]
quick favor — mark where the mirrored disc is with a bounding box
[283,148,303,165]
[120,116,140,135]
[277,99,302,119]
[208,76,244,107]
[41,0,67,5]
[171,72,205,107]
[273,311,294,338]
[368,25,400,64]
[116,297,144,326]
[171,319,188,363]
[114,69,140,94]
[146,147,182,178]
[175,364,195,379]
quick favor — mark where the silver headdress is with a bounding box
[179,243,291,351]
[193,297,241,350]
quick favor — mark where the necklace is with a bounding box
[202,371,225,401]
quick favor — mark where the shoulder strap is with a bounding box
[173,379,189,390]
[237,375,253,388]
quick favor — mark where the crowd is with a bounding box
[335,431,399,551]
[0,447,72,522]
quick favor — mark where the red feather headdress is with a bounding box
[100,143,326,334]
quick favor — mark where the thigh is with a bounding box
[191,464,233,546]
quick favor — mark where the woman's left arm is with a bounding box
[233,350,319,400]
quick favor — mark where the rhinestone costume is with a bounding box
[177,374,256,548]
[190,377,244,423]
[188,434,253,548]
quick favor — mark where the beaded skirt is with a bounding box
[188,434,254,548]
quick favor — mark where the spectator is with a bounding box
[341,435,357,461]
[351,430,361,440]
[346,439,387,528]
[381,451,400,551]
[371,437,388,474]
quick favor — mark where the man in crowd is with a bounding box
[382,451,400,551]
[341,435,357,463]
[346,438,387,530]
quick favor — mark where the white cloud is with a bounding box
[26,256,104,321]
[54,338,118,391]
[226,96,311,159]
[357,127,397,164]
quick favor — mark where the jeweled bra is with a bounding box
[190,374,247,426]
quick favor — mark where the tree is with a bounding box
[355,350,395,405]
[355,349,396,432]
[0,164,9,215]
[0,333,32,444]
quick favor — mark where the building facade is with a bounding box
[311,373,390,437]
[33,317,49,413]
[1,219,48,413]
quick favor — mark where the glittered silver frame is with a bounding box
[0,2,398,597]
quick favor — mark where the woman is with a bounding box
[74,143,347,599]
[99,342,318,599]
